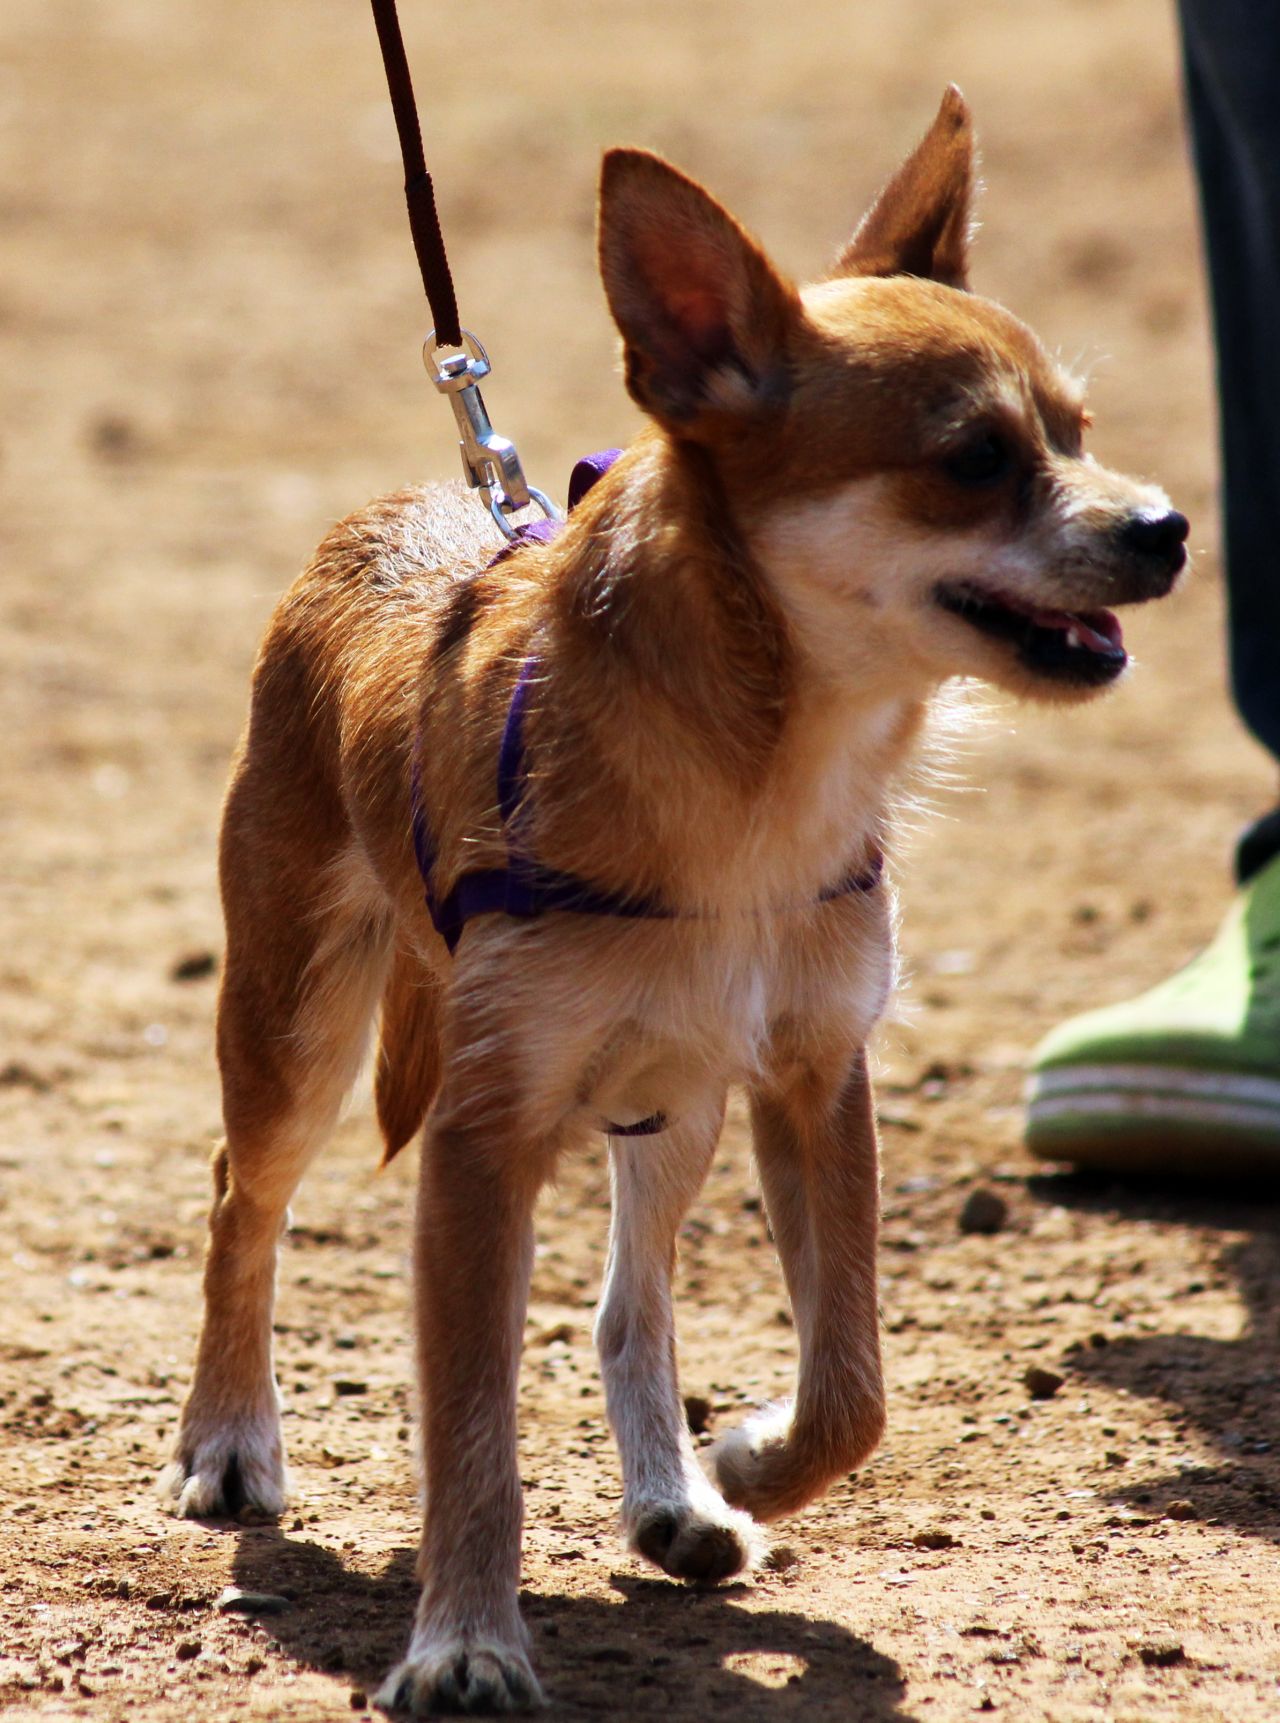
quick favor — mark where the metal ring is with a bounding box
[424,327,491,385]
[487,486,563,540]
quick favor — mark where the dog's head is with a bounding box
[597,88,1185,703]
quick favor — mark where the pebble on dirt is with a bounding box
[217,1587,292,1616]
[912,1528,958,1550]
[683,1393,713,1436]
[958,1189,1008,1236]
[1139,1641,1186,1668]
[537,1322,576,1346]
[1023,1366,1065,1400]
[1165,1498,1197,1520]
[169,950,217,982]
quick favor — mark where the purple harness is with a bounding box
[411,451,884,965]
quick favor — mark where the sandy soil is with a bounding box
[3,1,1279,1718]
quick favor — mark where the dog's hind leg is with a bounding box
[710,1048,886,1522]
[595,1107,764,1583]
[165,827,393,1521]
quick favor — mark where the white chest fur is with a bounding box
[453,889,895,1140]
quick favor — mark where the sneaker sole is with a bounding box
[1026,1063,1280,1178]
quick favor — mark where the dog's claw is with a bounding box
[160,1420,287,1523]
[377,1642,544,1716]
[633,1508,679,1565]
[630,1502,762,1585]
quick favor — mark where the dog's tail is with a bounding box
[375,948,442,1164]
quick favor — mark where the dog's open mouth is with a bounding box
[935,582,1127,684]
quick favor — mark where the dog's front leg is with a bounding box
[711,1049,885,1522]
[379,1098,549,1716]
[595,1111,764,1584]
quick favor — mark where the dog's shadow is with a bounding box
[1029,1170,1280,1540]
[230,1531,916,1719]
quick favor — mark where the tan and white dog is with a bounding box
[164,90,1185,1713]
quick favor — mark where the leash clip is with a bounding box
[426,330,561,540]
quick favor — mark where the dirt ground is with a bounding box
[3,1,1279,1719]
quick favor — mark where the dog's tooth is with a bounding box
[1065,626,1082,650]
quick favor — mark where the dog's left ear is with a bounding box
[598,149,801,433]
[833,85,975,289]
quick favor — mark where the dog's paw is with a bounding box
[709,1395,884,1521]
[161,1414,286,1522]
[629,1496,764,1584]
[377,1637,543,1716]
[707,1400,794,1519]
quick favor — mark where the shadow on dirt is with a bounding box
[230,1532,916,1719]
[1029,1170,1280,1540]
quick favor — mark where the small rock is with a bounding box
[170,951,217,983]
[0,1060,51,1092]
[959,1189,1008,1236]
[176,1641,202,1662]
[913,1528,958,1550]
[87,412,142,459]
[764,1544,799,1572]
[1023,1366,1065,1401]
[1104,1450,1129,1467]
[1139,1641,1185,1668]
[332,1378,368,1397]
[350,1692,368,1711]
[1165,1499,1197,1521]
[683,1394,713,1436]
[216,1587,291,1617]
[537,1322,575,1346]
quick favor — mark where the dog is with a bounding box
[163,88,1185,1714]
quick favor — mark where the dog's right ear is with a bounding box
[598,149,800,434]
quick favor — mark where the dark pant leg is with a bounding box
[1178,1,1280,878]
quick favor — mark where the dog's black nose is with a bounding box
[1119,507,1189,565]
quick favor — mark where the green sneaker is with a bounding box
[1026,852,1280,1179]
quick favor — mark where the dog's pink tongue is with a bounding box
[1033,606,1124,653]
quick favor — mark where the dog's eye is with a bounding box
[943,431,1011,487]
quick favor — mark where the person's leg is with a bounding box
[1180,0,1280,871]
[1024,2,1280,1175]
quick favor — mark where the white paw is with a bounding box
[708,1400,792,1500]
[161,1410,286,1522]
[377,1636,543,1715]
[628,1492,764,1583]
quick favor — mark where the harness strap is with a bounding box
[411,452,884,956]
